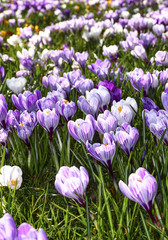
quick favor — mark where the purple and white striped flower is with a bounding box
[119,167,158,213]
[96,110,117,134]
[55,166,89,207]
[56,100,77,121]
[115,123,139,156]
[68,114,95,144]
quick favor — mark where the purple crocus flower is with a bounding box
[97,80,122,103]
[37,108,60,141]
[88,59,111,80]
[102,45,118,60]
[144,109,168,145]
[56,100,77,121]
[0,213,17,239]
[127,68,152,96]
[161,87,168,112]
[18,223,47,240]
[74,51,89,70]
[115,123,139,156]
[0,94,7,128]
[55,166,89,207]
[131,45,148,62]
[141,97,160,111]
[0,128,9,146]
[11,89,42,112]
[66,69,82,85]
[119,168,157,219]
[37,97,56,111]
[62,47,74,63]
[155,51,168,66]
[0,66,5,82]
[68,114,95,144]
[140,32,157,47]
[86,138,116,170]
[96,110,117,134]
[152,24,165,37]
[20,58,35,72]
[74,78,94,95]
[77,91,102,118]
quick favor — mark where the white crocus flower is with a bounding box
[6,77,27,94]
[0,165,23,190]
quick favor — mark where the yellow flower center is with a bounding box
[137,180,141,182]
[64,100,68,104]
[20,123,24,127]
[10,179,18,186]
[118,106,122,112]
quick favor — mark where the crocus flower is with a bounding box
[37,97,56,111]
[0,213,17,239]
[0,66,5,82]
[88,59,111,80]
[68,114,95,144]
[103,45,118,60]
[56,100,77,121]
[86,138,116,170]
[74,51,89,70]
[152,24,165,37]
[6,77,27,94]
[37,108,60,140]
[73,78,94,95]
[154,51,168,66]
[119,168,157,217]
[18,223,47,240]
[0,128,8,146]
[77,91,102,118]
[11,89,42,112]
[141,97,159,111]
[131,45,148,62]
[161,87,168,112]
[115,123,139,156]
[0,94,7,128]
[55,166,89,207]
[0,165,22,189]
[62,47,74,63]
[96,110,117,134]
[144,109,168,145]
[111,97,138,126]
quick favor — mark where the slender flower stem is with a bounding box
[56,129,62,152]
[108,167,118,191]
[67,132,70,164]
[148,210,160,229]
[99,166,115,238]
[28,146,31,169]
[50,140,59,171]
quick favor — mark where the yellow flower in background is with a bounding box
[35,25,39,34]
[0,31,7,37]
[16,27,20,36]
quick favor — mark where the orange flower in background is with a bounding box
[0,31,7,37]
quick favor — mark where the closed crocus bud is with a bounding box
[131,45,148,62]
[0,128,9,146]
[155,51,168,66]
[68,114,95,144]
[96,110,117,134]
[119,168,157,217]
[86,139,116,170]
[88,59,111,80]
[144,109,168,145]
[0,165,23,189]
[0,94,7,128]
[62,47,74,63]
[0,66,5,82]
[56,100,77,121]
[18,223,47,240]
[7,109,20,128]
[6,77,27,94]
[141,97,159,111]
[102,45,118,60]
[152,24,165,37]
[0,213,17,239]
[55,166,89,207]
[74,51,89,70]
[90,86,111,112]
[37,108,60,140]
[161,88,168,111]
[74,78,94,95]
[115,123,139,156]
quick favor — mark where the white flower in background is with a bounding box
[7,35,23,47]
[39,29,51,45]
[0,165,23,190]
[39,48,50,62]
[6,77,27,94]
[17,48,35,59]
[82,25,103,42]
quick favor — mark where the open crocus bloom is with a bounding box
[119,168,157,213]
[0,165,23,189]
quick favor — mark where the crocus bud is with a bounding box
[96,110,117,134]
[18,223,48,240]
[55,166,89,207]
